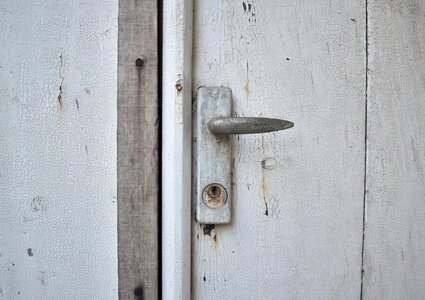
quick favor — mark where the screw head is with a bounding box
[202,183,227,208]
[135,58,144,67]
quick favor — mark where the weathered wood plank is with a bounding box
[364,1,425,299]
[192,1,366,299]
[117,0,159,298]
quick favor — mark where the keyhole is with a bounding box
[202,183,227,208]
[208,185,221,198]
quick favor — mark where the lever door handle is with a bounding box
[208,117,294,135]
[195,86,293,224]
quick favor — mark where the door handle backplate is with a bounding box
[194,86,293,224]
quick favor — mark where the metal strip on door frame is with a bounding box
[162,0,193,299]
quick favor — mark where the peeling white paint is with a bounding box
[191,1,366,299]
[0,1,118,299]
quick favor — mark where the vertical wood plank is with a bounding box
[364,1,425,299]
[117,0,158,299]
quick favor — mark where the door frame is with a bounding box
[162,0,193,299]
[117,0,193,298]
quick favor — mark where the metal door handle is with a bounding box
[208,117,294,135]
[195,86,294,224]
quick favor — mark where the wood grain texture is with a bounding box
[117,0,159,298]
[192,1,366,298]
[363,1,425,299]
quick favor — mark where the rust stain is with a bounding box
[260,135,271,216]
[244,61,250,100]
[263,197,269,216]
[261,134,265,154]
[202,224,219,250]
[260,135,268,197]
[57,54,64,111]
[175,80,183,92]
[212,232,219,250]
[244,80,250,98]
[203,224,215,236]
[57,87,63,110]
[261,171,268,197]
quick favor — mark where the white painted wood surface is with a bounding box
[363,1,425,299]
[192,1,366,298]
[162,0,193,299]
[0,1,118,299]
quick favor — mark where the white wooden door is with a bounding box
[190,1,425,299]
[192,1,366,298]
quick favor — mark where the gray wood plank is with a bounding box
[364,1,425,299]
[117,0,159,299]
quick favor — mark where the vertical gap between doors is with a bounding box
[360,0,369,299]
[158,0,163,298]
